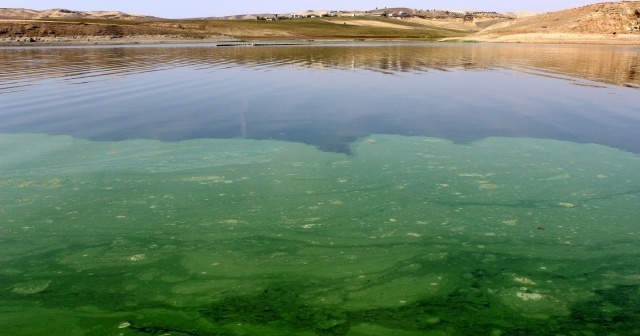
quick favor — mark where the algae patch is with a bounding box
[1,133,639,335]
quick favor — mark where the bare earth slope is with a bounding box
[0,9,465,45]
[2,3,640,45]
[470,1,640,43]
[0,8,157,21]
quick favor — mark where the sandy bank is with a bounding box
[460,33,640,45]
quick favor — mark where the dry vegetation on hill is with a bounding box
[468,2,640,43]
[1,2,640,45]
[0,16,467,45]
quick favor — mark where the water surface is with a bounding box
[1,43,639,335]
[1,43,639,153]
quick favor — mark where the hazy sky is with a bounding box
[3,1,601,18]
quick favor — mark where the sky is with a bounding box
[2,1,602,18]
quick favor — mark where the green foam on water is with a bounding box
[1,133,639,335]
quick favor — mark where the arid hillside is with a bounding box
[0,8,158,21]
[469,1,640,43]
[0,11,466,45]
[2,3,640,45]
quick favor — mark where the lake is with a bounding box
[1,43,639,335]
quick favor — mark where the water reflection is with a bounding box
[0,43,639,154]
[1,43,639,89]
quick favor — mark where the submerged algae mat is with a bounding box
[1,133,640,335]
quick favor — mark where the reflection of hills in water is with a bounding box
[0,44,639,155]
[1,44,639,90]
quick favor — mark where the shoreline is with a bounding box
[459,32,640,45]
[0,34,239,47]
[2,33,640,47]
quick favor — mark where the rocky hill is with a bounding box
[471,1,640,42]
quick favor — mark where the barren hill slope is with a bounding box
[0,8,39,19]
[3,3,640,45]
[0,8,158,21]
[481,2,640,35]
[468,2,640,43]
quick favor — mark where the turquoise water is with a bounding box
[1,44,640,335]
